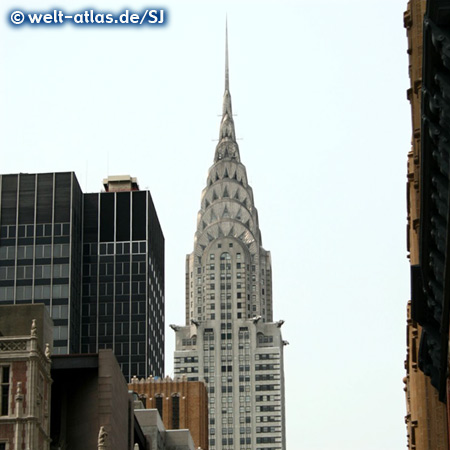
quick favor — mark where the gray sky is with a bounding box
[1,1,410,448]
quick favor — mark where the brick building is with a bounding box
[0,304,53,450]
[404,0,450,448]
[129,376,208,450]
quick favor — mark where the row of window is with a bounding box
[84,241,147,256]
[256,437,282,444]
[205,314,249,328]
[83,320,147,338]
[0,263,69,280]
[0,284,69,301]
[256,416,281,423]
[1,223,70,239]
[174,356,198,364]
[256,405,280,412]
[0,243,70,260]
[81,299,159,319]
[255,353,279,360]
[255,374,279,381]
[211,427,251,435]
[83,261,147,277]
[209,437,242,446]
[204,355,250,364]
[175,367,198,374]
[255,395,280,402]
[199,280,264,292]
[210,415,251,425]
[255,364,280,371]
[256,426,281,433]
[255,384,280,392]
[83,281,146,297]
[195,264,266,278]
[258,335,274,344]
[81,341,147,358]
[209,405,251,415]
[199,271,253,282]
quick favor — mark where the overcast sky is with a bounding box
[1,1,411,448]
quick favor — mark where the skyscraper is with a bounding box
[0,173,165,380]
[173,29,286,450]
[81,175,165,380]
[0,172,83,355]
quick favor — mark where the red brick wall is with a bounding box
[129,378,209,450]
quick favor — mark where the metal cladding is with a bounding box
[174,24,286,450]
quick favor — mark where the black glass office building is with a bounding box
[0,172,83,354]
[81,188,164,380]
[0,172,164,380]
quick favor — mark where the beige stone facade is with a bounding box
[51,350,135,450]
[133,409,196,450]
[404,1,449,449]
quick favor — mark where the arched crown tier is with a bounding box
[194,221,259,259]
[197,199,257,235]
[200,180,255,216]
[206,160,248,188]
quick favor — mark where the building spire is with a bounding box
[225,17,229,92]
[215,19,240,163]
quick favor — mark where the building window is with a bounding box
[172,395,180,429]
[155,395,163,419]
[1,366,10,416]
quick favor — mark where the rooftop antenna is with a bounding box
[225,16,229,92]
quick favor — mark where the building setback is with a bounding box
[173,29,286,450]
[0,173,165,380]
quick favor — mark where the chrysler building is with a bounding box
[173,27,286,450]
